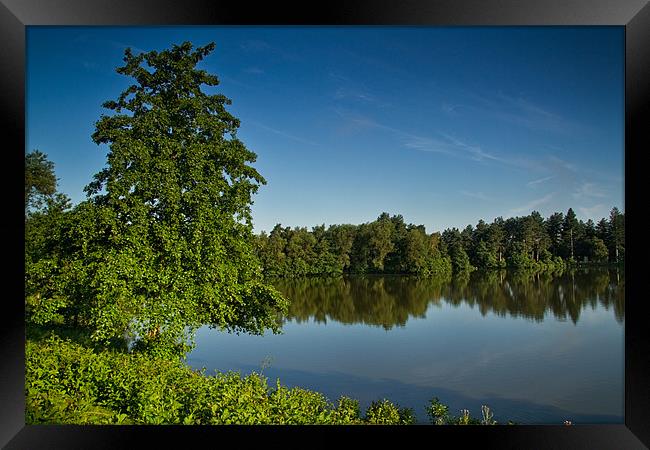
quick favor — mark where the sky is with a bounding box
[26,26,624,234]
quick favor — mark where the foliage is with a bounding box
[255,207,624,277]
[425,397,451,425]
[255,213,452,277]
[425,397,495,425]
[30,332,600,425]
[25,42,288,358]
[25,150,58,214]
[364,399,416,425]
[607,207,625,263]
[25,151,75,330]
[26,336,414,425]
[25,291,68,326]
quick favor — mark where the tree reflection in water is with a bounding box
[274,268,624,329]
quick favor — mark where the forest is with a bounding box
[254,207,624,277]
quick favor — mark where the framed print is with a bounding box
[3,0,648,448]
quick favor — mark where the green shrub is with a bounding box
[426,397,497,425]
[364,399,414,424]
[426,397,451,424]
[26,337,394,425]
[27,337,508,426]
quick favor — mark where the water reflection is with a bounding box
[274,268,625,329]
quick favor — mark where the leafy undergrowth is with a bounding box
[26,336,418,425]
[26,336,513,425]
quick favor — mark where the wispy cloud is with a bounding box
[529,155,580,188]
[460,190,492,201]
[526,175,556,187]
[239,39,299,61]
[578,204,607,218]
[438,132,506,164]
[572,182,607,200]
[402,136,456,157]
[243,67,265,75]
[547,155,578,173]
[328,71,351,84]
[406,130,540,171]
[455,90,586,135]
[508,193,555,215]
[441,103,466,116]
[497,92,562,122]
[334,87,377,104]
[329,72,390,108]
[332,109,544,171]
[249,121,318,147]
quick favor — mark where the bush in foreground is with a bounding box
[27,337,397,425]
[27,336,510,425]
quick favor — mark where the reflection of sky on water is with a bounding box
[187,273,624,424]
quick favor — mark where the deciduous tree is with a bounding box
[47,42,287,357]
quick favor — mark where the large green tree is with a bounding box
[48,42,287,357]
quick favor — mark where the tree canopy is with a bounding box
[25,150,58,215]
[255,207,624,277]
[25,42,288,357]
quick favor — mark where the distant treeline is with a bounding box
[254,208,625,276]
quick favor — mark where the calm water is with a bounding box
[187,268,625,424]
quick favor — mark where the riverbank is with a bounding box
[26,333,470,425]
[27,318,514,426]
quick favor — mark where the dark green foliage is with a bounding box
[474,240,498,269]
[546,212,564,256]
[26,42,288,358]
[364,399,416,425]
[450,242,474,274]
[426,397,451,424]
[561,208,580,260]
[25,151,75,330]
[441,228,474,274]
[256,213,452,277]
[25,150,58,214]
[506,242,535,270]
[255,206,623,277]
[25,337,411,425]
[255,225,343,277]
[585,236,609,263]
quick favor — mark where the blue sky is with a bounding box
[26,26,624,233]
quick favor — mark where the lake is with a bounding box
[187,268,625,424]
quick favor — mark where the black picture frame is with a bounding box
[2,0,648,448]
